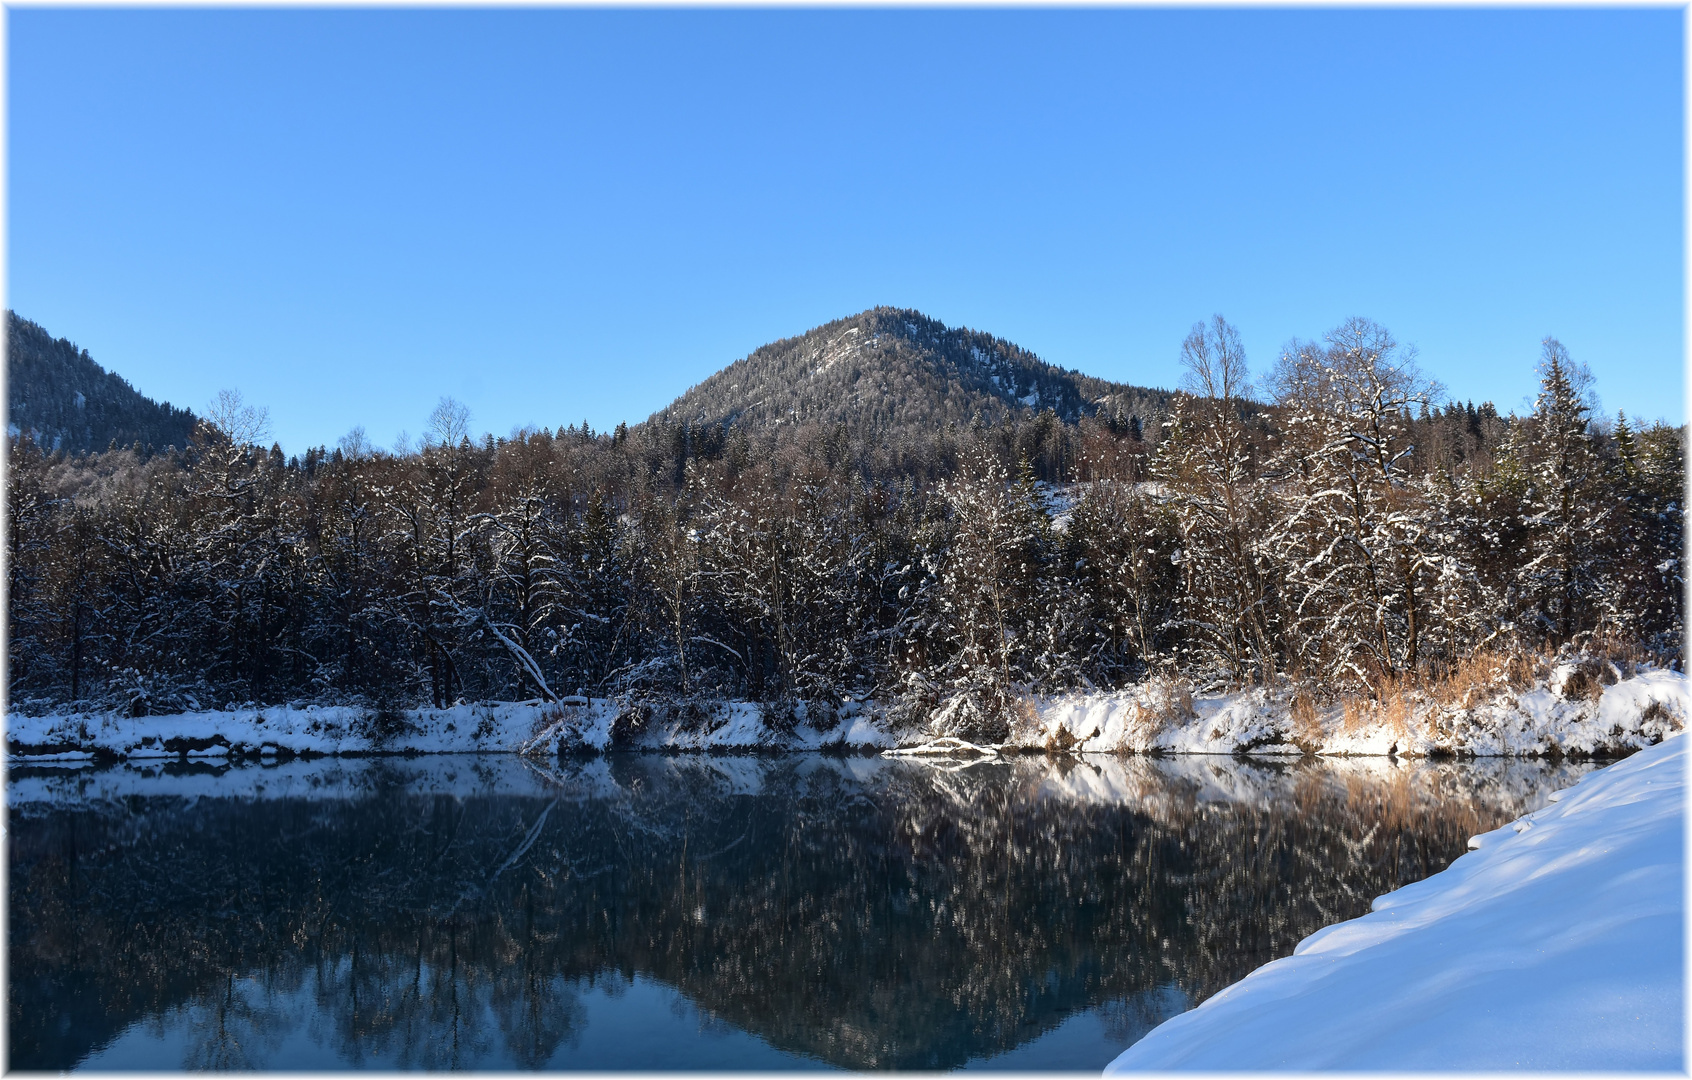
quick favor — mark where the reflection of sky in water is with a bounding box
[81,972,1191,1072]
[963,986,1192,1072]
[82,972,826,1071]
[11,752,1591,1072]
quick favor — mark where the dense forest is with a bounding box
[6,313,197,456]
[5,313,1683,739]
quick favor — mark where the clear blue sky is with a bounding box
[8,8,1684,454]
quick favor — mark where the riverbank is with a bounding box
[2,697,894,761]
[1028,661,1686,757]
[6,661,1684,761]
[1106,730,1686,1070]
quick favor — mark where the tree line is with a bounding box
[6,317,1682,739]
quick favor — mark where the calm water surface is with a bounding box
[8,751,1594,1071]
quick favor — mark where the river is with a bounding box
[7,750,1594,1071]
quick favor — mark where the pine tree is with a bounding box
[1518,339,1608,642]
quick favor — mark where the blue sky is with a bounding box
[8,8,1684,454]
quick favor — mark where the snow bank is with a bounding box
[1106,732,1686,1071]
[8,664,1682,762]
[1029,683,1298,756]
[1018,667,1687,758]
[5,697,895,761]
[1321,666,1688,757]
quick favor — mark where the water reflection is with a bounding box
[8,752,1594,1071]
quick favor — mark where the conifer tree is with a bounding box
[1519,339,1608,642]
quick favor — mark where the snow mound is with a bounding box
[1030,682,1299,755]
[1106,732,1686,1070]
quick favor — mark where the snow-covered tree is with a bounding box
[1266,318,1441,690]
[919,445,1061,740]
[1156,316,1280,688]
[1516,339,1609,642]
[1064,478,1179,679]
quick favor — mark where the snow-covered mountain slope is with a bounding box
[1106,732,1685,1070]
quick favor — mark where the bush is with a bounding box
[353,705,417,745]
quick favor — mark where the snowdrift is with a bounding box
[1106,731,1686,1070]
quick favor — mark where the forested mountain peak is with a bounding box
[652,307,1173,436]
[6,311,197,456]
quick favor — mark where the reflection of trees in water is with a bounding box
[8,753,1590,1070]
[1095,985,1190,1049]
[174,971,299,1071]
[294,945,585,1069]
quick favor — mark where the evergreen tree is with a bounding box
[1518,339,1609,642]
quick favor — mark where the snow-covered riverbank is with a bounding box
[6,662,1683,761]
[1106,731,1686,1071]
[1023,663,1686,757]
[3,697,894,760]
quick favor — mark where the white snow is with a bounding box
[5,697,895,761]
[8,666,1681,763]
[1318,666,1689,757]
[1028,683,1303,756]
[1018,667,1686,758]
[1106,732,1686,1071]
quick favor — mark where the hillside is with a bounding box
[652,307,1174,439]
[6,312,197,455]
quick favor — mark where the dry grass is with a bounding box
[1338,689,1413,739]
[1132,675,1195,737]
[1288,687,1324,750]
[1006,692,1043,744]
[1421,646,1545,711]
[1335,638,1628,743]
[529,702,567,738]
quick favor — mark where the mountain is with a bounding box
[652,307,1174,438]
[5,305,1173,468]
[7,312,197,455]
